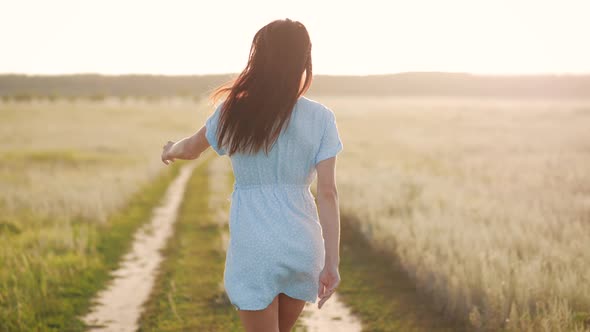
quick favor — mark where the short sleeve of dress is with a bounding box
[205,103,227,156]
[314,108,343,165]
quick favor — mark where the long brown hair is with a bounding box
[208,18,313,156]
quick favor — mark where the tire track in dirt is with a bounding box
[298,274,363,332]
[81,159,201,331]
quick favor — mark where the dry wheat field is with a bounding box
[0,98,209,223]
[1,95,589,331]
[322,95,590,331]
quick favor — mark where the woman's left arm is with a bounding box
[161,125,210,165]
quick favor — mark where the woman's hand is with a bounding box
[161,141,176,165]
[317,265,341,309]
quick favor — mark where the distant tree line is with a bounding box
[0,72,589,100]
[0,74,232,101]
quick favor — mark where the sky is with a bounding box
[1,0,589,75]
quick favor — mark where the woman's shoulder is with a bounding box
[298,96,334,120]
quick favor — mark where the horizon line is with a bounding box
[2,71,590,77]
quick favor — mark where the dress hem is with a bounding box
[231,289,317,311]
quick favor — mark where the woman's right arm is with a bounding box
[315,156,341,309]
[161,125,209,164]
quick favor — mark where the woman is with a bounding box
[161,18,343,332]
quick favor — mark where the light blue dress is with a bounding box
[205,95,343,310]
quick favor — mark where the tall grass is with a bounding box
[0,98,209,223]
[324,96,590,331]
[0,99,213,330]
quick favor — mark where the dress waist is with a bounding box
[233,183,311,191]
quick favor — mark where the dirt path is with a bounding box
[298,285,363,331]
[80,153,363,331]
[81,159,200,331]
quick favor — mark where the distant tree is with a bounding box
[89,94,105,102]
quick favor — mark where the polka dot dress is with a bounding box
[205,96,343,311]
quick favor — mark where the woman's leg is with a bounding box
[237,295,280,332]
[278,293,306,332]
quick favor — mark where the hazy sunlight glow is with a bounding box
[1,0,589,75]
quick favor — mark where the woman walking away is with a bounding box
[161,18,344,332]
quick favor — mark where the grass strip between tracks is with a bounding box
[138,155,242,331]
